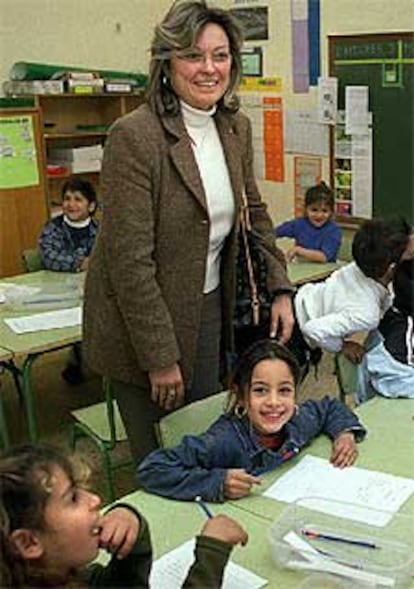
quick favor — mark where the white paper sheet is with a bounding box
[263,455,414,526]
[4,306,82,334]
[149,539,267,589]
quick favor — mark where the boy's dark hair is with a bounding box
[304,181,334,210]
[393,260,414,316]
[61,177,97,204]
[352,217,411,279]
[228,339,300,412]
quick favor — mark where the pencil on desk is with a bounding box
[195,496,214,519]
[301,528,378,549]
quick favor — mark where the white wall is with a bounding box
[1,0,412,220]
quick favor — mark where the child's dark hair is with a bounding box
[0,444,90,588]
[393,259,414,316]
[61,176,97,204]
[228,339,300,411]
[352,217,411,279]
[304,181,334,210]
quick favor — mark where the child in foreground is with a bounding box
[356,258,414,403]
[0,444,247,588]
[275,181,342,263]
[137,340,366,502]
[38,176,99,273]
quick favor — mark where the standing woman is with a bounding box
[83,0,294,462]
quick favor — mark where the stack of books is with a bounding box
[48,144,103,174]
[63,72,104,94]
[3,80,64,95]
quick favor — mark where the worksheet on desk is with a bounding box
[150,539,267,589]
[263,455,414,526]
[4,306,82,333]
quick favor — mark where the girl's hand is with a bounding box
[330,432,358,468]
[285,246,298,263]
[200,514,248,546]
[149,363,185,411]
[99,507,139,559]
[224,469,262,499]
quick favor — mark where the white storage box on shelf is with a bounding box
[268,497,414,589]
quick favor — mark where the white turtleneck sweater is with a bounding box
[181,100,235,293]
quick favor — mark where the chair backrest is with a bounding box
[156,390,229,448]
[71,379,127,444]
[335,352,358,402]
[337,229,355,263]
[22,248,44,272]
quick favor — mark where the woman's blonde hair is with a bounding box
[146,0,244,115]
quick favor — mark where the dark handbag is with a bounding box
[234,192,274,354]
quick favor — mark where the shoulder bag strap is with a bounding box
[240,191,260,326]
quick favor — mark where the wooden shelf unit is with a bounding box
[35,92,144,209]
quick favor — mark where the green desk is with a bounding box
[277,237,343,286]
[104,489,308,589]
[287,260,340,286]
[0,271,83,441]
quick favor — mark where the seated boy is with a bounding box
[355,259,414,403]
[38,177,99,384]
[39,176,98,272]
[287,217,412,370]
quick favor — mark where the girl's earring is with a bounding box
[234,405,247,419]
[162,74,168,87]
[294,403,299,414]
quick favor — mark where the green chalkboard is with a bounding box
[329,33,413,224]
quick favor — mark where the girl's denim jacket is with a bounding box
[137,396,366,502]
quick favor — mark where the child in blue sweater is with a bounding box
[137,340,366,502]
[275,181,342,262]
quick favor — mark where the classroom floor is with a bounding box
[0,349,342,502]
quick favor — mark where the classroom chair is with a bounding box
[69,379,133,503]
[334,352,358,404]
[155,390,229,448]
[21,247,44,273]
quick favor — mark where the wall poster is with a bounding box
[0,114,39,189]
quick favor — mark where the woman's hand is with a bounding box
[224,469,262,499]
[149,363,185,411]
[200,514,248,547]
[330,432,358,468]
[269,293,295,344]
[99,507,139,559]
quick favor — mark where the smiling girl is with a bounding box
[137,339,366,502]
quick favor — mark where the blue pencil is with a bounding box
[301,528,378,549]
[195,495,214,519]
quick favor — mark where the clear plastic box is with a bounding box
[268,497,414,588]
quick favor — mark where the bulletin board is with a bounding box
[329,33,414,224]
[0,107,48,276]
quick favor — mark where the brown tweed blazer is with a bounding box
[83,102,291,386]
